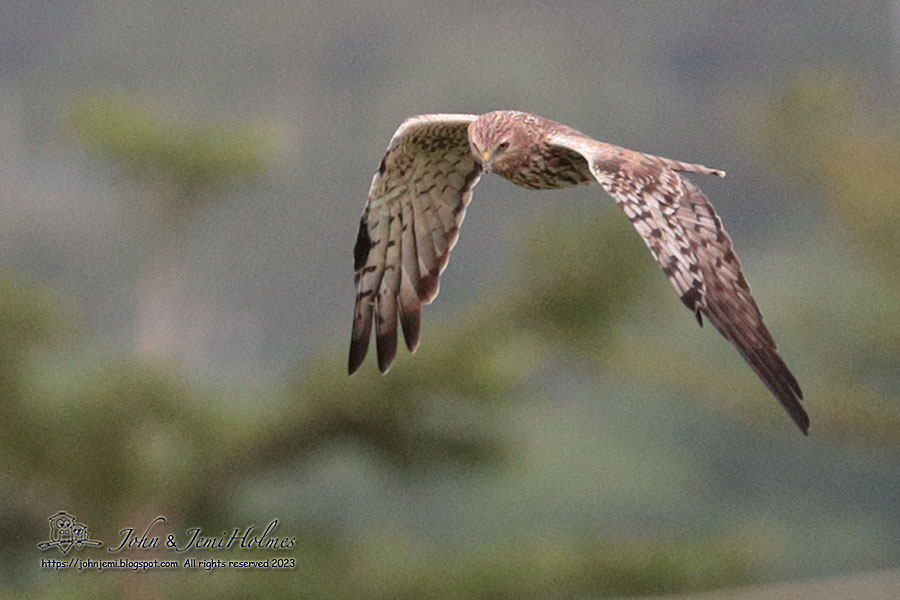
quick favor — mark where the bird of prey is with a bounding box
[348,111,809,434]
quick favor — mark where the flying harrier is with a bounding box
[348,111,809,433]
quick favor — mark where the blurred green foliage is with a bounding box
[757,70,860,186]
[64,95,271,195]
[759,71,900,282]
[0,202,756,597]
[510,212,651,355]
[0,271,71,355]
[5,536,752,600]
[0,271,73,482]
[168,536,751,600]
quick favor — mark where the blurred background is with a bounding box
[1,1,899,598]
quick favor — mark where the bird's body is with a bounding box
[474,111,595,188]
[349,111,809,434]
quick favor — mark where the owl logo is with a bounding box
[71,522,101,550]
[37,511,103,554]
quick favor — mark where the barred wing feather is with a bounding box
[547,133,808,433]
[349,114,482,374]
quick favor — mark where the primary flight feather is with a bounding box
[348,110,809,434]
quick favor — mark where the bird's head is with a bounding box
[469,112,528,172]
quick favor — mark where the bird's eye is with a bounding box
[497,141,509,152]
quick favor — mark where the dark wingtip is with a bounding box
[418,272,440,303]
[405,335,420,353]
[399,305,421,353]
[348,336,368,375]
[701,299,809,436]
[776,384,808,435]
[376,333,397,374]
[792,407,810,435]
[778,370,808,434]
[766,372,809,435]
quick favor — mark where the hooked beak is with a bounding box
[480,151,493,172]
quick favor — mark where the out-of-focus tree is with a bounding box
[64,96,273,356]
[61,96,278,599]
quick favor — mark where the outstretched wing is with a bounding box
[547,132,809,433]
[350,114,483,374]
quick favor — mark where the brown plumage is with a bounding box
[349,111,809,434]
